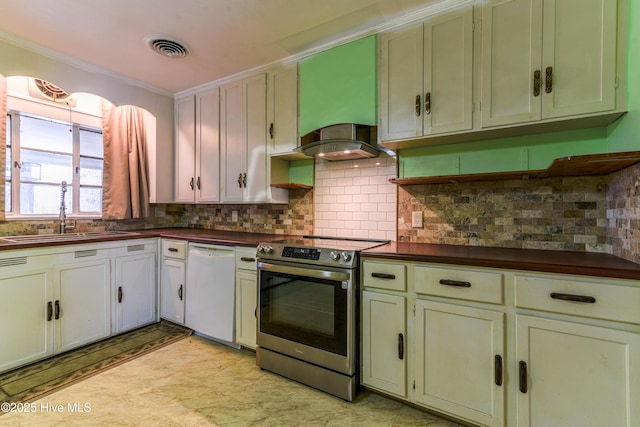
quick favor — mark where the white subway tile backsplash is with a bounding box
[313,156,397,239]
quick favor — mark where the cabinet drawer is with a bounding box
[414,265,504,304]
[515,275,640,324]
[162,240,186,260]
[363,261,407,291]
[235,246,257,271]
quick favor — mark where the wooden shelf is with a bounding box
[390,152,640,185]
[270,183,313,190]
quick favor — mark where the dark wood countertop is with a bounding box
[0,228,292,251]
[362,242,640,281]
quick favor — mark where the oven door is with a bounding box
[257,260,355,375]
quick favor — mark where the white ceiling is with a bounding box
[0,0,446,94]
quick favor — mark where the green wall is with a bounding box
[299,35,377,136]
[400,0,639,178]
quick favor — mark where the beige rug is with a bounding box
[0,321,192,407]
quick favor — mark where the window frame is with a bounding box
[5,110,104,219]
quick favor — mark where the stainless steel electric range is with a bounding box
[255,236,388,401]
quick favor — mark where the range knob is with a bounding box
[330,251,340,261]
[341,252,352,262]
[257,244,274,255]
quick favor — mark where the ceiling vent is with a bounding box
[145,34,189,58]
[28,79,76,106]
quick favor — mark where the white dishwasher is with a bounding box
[185,243,236,345]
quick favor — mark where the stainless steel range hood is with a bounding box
[296,123,386,161]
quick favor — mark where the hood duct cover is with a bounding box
[297,124,382,161]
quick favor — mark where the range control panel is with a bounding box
[257,242,357,268]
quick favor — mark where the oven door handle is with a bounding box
[258,261,351,281]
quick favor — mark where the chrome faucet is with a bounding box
[59,181,74,234]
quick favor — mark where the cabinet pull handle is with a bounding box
[189,177,194,190]
[47,301,53,321]
[178,284,183,301]
[118,286,123,303]
[415,94,421,116]
[238,173,243,188]
[533,70,541,96]
[242,173,247,188]
[168,247,178,252]
[240,257,256,262]
[269,123,274,139]
[196,176,201,190]
[425,92,431,115]
[54,300,60,320]
[398,333,404,360]
[545,66,553,93]
[550,292,596,304]
[439,279,471,288]
[495,355,503,386]
[371,272,396,280]
[519,361,528,393]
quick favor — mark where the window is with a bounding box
[5,112,103,217]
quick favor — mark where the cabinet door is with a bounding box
[115,252,157,334]
[379,23,424,141]
[54,258,111,353]
[423,7,473,135]
[160,258,186,324]
[175,95,196,202]
[235,270,257,349]
[516,315,640,427]
[220,80,244,202]
[481,0,543,127]
[196,88,220,203]
[540,0,617,118]
[0,267,53,372]
[362,291,407,398]
[415,300,504,427]
[243,73,268,202]
[268,64,298,154]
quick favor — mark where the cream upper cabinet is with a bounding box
[415,300,505,427]
[480,0,619,128]
[267,64,298,155]
[221,73,268,203]
[516,315,639,427]
[174,89,221,203]
[379,6,473,142]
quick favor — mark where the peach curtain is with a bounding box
[101,101,150,219]
[0,75,6,221]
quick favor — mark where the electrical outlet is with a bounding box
[412,211,423,228]
[232,210,238,222]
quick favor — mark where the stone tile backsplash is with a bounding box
[397,176,610,253]
[607,162,640,264]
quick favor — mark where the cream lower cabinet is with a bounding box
[114,242,158,334]
[415,300,504,427]
[362,257,640,427]
[159,239,187,325]
[54,254,111,353]
[0,259,54,373]
[234,246,258,349]
[516,315,639,427]
[362,291,407,398]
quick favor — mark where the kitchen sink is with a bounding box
[0,230,140,244]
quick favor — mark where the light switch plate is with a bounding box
[412,211,423,228]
